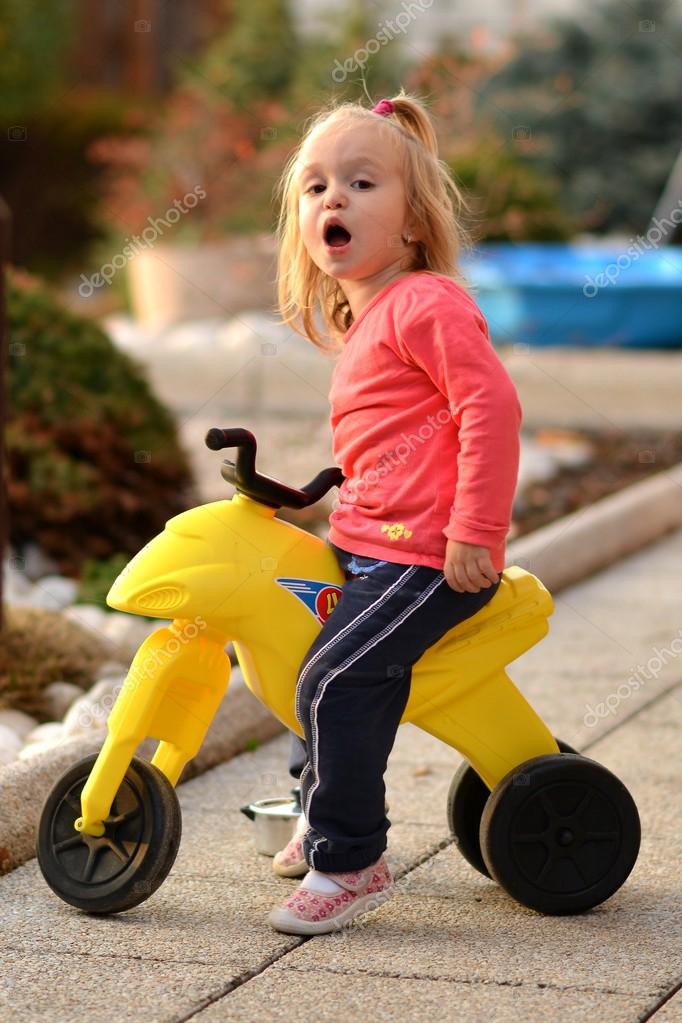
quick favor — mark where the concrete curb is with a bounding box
[0,677,285,876]
[2,460,681,877]
[506,461,682,592]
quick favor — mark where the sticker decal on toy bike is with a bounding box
[275,578,343,624]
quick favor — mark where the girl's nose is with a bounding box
[324,191,346,210]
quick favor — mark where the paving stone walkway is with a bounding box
[2,527,681,1022]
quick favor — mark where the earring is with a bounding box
[402,233,413,245]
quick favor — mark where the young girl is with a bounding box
[266,90,522,935]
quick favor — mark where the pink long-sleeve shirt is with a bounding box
[326,271,522,573]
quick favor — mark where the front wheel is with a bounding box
[36,753,182,914]
[479,753,640,915]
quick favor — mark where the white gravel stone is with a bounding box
[94,660,130,680]
[19,721,71,759]
[98,613,142,644]
[26,575,79,611]
[0,708,38,741]
[24,721,67,746]
[98,613,165,660]
[87,676,127,701]
[19,543,62,582]
[516,439,560,490]
[2,556,35,605]
[551,440,593,468]
[214,311,292,353]
[62,603,109,636]
[163,318,231,356]
[61,677,124,737]
[0,723,23,756]
[533,428,595,469]
[18,740,65,761]
[101,312,162,352]
[42,681,85,721]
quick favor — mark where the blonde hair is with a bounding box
[272,88,474,355]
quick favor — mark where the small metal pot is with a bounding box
[240,792,302,857]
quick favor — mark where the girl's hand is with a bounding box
[444,539,499,593]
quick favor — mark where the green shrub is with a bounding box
[397,45,579,242]
[448,132,579,241]
[474,0,682,235]
[5,266,199,577]
[0,0,73,123]
[75,553,133,611]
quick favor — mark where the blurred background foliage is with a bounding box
[477,0,682,235]
[5,266,198,575]
[1,0,679,288]
[0,0,74,123]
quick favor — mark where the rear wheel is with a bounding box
[479,753,640,914]
[36,753,182,914]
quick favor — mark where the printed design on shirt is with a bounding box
[275,577,342,624]
[380,522,413,541]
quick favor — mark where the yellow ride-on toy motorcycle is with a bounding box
[36,428,641,916]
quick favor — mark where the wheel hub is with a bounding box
[556,827,574,846]
[510,780,621,892]
[52,783,144,885]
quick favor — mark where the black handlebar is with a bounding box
[204,427,345,510]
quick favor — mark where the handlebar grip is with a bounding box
[204,427,255,451]
[205,428,226,451]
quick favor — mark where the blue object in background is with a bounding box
[461,242,682,348]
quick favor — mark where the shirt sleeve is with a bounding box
[395,283,522,552]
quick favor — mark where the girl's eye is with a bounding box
[306,180,373,194]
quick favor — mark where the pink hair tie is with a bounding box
[372,98,394,117]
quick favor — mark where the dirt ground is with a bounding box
[511,425,682,538]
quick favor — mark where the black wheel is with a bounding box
[447,739,578,879]
[36,753,182,914]
[479,753,640,915]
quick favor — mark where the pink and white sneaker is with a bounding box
[267,855,394,935]
[272,813,308,878]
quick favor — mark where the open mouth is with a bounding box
[324,224,352,248]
